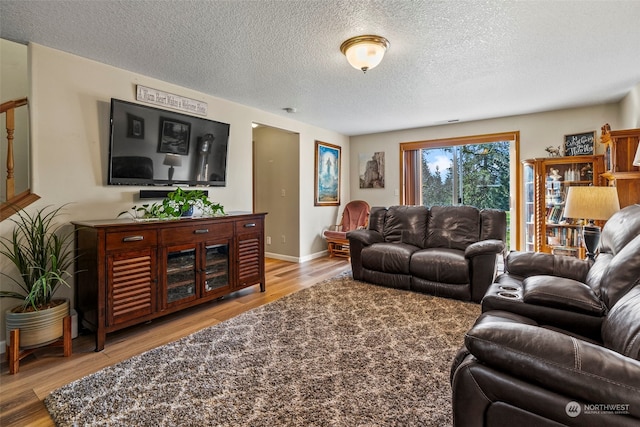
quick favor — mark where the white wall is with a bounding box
[0,43,348,344]
[620,81,640,128]
[301,131,351,260]
[349,103,622,248]
[350,103,621,205]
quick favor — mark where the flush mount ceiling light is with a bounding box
[340,35,390,73]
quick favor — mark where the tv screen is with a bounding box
[108,98,230,187]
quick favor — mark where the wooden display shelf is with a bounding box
[522,155,604,255]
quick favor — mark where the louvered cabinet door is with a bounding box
[106,248,157,326]
[74,213,266,351]
[235,218,265,291]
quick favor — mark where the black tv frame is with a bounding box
[108,98,230,187]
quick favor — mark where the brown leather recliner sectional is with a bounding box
[480,203,640,340]
[347,205,507,302]
[451,204,640,426]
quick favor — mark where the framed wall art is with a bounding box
[564,131,595,156]
[314,141,341,206]
[158,118,191,155]
[359,151,385,188]
[126,113,145,139]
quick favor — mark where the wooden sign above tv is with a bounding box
[136,85,208,116]
[564,131,595,156]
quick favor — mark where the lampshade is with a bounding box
[633,144,640,166]
[163,154,182,167]
[340,35,390,73]
[563,186,620,221]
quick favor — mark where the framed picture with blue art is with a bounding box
[314,140,341,206]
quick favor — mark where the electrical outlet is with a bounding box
[266,236,271,245]
[281,235,286,244]
[281,189,286,197]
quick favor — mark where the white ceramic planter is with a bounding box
[5,299,69,349]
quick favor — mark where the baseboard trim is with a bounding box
[265,250,329,263]
[265,252,300,263]
[299,250,329,263]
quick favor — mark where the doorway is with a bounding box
[252,124,300,260]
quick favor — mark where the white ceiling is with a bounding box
[1,0,639,136]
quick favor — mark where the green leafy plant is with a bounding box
[119,188,224,220]
[0,205,75,311]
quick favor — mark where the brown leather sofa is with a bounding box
[450,204,640,426]
[347,205,506,302]
[450,286,640,426]
[482,203,640,340]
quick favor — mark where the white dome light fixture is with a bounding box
[340,35,390,73]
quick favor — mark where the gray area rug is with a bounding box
[45,273,480,426]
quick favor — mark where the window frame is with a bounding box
[399,131,521,250]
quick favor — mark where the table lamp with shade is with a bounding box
[633,143,640,167]
[163,154,182,183]
[562,186,620,260]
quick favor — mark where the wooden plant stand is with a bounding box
[7,315,72,374]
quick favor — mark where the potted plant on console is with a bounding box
[120,187,224,219]
[0,205,74,356]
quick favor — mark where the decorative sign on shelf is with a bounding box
[136,85,208,116]
[564,131,595,156]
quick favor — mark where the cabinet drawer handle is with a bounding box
[244,223,256,228]
[122,235,144,242]
[194,229,209,234]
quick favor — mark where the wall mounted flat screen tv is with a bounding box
[108,98,230,187]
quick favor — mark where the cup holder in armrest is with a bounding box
[499,285,520,292]
[497,291,519,299]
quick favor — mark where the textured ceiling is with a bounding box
[1,0,639,136]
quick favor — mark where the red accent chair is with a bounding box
[323,200,370,258]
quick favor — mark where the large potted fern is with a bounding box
[0,205,74,348]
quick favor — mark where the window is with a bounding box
[400,132,520,249]
[420,142,510,209]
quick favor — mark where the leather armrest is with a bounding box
[347,229,384,281]
[465,239,505,258]
[522,275,606,315]
[346,229,385,246]
[505,250,590,282]
[465,318,640,417]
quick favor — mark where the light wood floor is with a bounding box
[0,257,351,427]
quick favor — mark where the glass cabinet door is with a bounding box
[523,161,535,252]
[203,243,229,294]
[521,155,603,256]
[165,247,197,305]
[542,158,599,258]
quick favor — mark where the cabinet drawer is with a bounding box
[106,230,157,251]
[160,222,233,243]
[235,218,263,234]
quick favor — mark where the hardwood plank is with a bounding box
[0,388,53,427]
[0,257,350,427]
